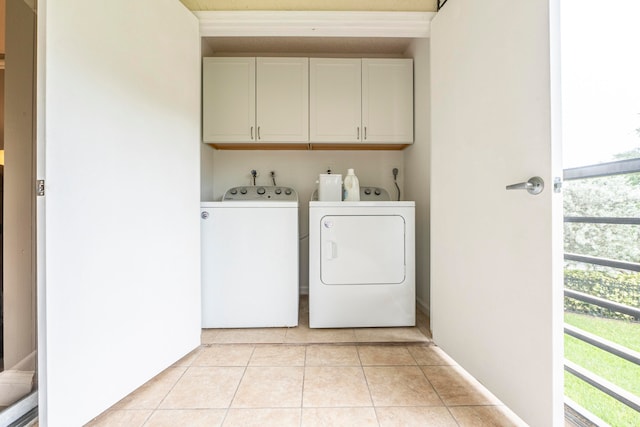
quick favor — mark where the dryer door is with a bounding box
[320,215,405,285]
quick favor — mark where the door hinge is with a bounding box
[37,179,45,196]
[553,177,562,193]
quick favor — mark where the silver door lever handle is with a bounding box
[506,176,544,195]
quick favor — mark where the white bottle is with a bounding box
[343,168,360,201]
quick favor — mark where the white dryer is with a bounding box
[201,186,298,328]
[309,187,415,328]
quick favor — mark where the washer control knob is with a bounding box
[257,187,266,195]
[374,189,381,196]
[285,189,292,195]
[240,188,247,195]
[230,189,238,195]
[201,211,209,219]
[364,188,372,195]
[275,188,282,195]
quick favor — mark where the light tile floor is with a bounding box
[200,297,432,346]
[86,299,526,426]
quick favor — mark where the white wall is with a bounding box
[3,0,35,370]
[39,1,201,425]
[403,38,430,316]
[201,144,216,200]
[207,149,404,293]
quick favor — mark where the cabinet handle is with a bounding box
[357,127,360,140]
[251,126,254,140]
[364,127,367,140]
[258,126,261,140]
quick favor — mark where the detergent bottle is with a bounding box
[343,168,360,201]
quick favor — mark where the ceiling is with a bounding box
[192,1,435,55]
[180,0,437,12]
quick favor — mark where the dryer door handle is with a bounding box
[324,241,337,260]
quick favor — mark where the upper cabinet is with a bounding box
[310,58,413,146]
[203,57,413,149]
[309,58,362,142]
[202,57,309,145]
[256,58,309,142]
[203,57,256,142]
[361,59,414,144]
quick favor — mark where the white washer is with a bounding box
[201,186,298,328]
[309,187,415,328]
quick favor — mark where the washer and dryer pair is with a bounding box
[200,185,415,329]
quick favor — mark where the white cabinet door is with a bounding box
[256,57,309,142]
[202,57,256,142]
[362,59,413,143]
[309,58,362,142]
[431,0,563,425]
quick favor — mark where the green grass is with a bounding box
[565,312,640,352]
[564,312,640,426]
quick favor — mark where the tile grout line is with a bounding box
[138,408,155,427]
[417,362,461,426]
[299,345,308,427]
[220,344,257,425]
[143,349,197,425]
[355,345,381,426]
